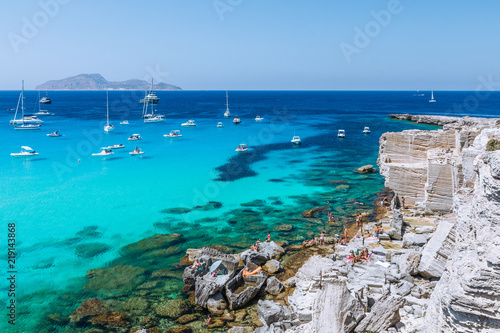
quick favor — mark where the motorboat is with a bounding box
[235,143,248,152]
[129,147,145,155]
[120,120,129,125]
[363,127,370,134]
[107,144,125,149]
[291,135,301,145]
[10,115,44,125]
[224,90,231,117]
[11,146,39,157]
[104,92,114,132]
[128,134,142,141]
[181,120,196,127]
[233,116,241,124]
[338,129,345,138]
[139,79,160,104]
[34,91,54,116]
[47,131,62,137]
[429,90,436,103]
[92,149,114,156]
[14,124,41,130]
[164,130,182,138]
[255,115,264,121]
[39,93,51,104]
[217,122,224,128]
[144,114,165,123]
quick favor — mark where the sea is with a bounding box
[1,90,499,332]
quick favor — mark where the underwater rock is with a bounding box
[194,217,219,223]
[271,200,284,205]
[75,243,110,258]
[85,264,145,292]
[268,178,286,183]
[89,312,130,329]
[336,184,350,191]
[76,225,102,238]
[69,298,108,324]
[301,206,328,218]
[273,224,293,232]
[241,199,267,207]
[144,246,183,258]
[151,269,183,279]
[154,298,190,318]
[123,297,149,316]
[193,201,223,211]
[160,207,192,214]
[165,326,193,333]
[328,180,349,184]
[121,233,184,255]
[176,314,198,324]
[140,316,158,328]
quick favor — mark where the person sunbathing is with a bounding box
[191,260,201,270]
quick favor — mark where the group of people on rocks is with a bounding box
[348,248,371,263]
[250,231,272,251]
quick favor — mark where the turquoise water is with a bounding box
[1,90,499,332]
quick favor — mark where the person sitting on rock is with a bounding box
[204,314,212,326]
[191,260,201,270]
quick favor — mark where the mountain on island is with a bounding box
[36,74,181,90]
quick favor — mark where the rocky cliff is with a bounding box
[379,114,500,332]
[36,73,181,90]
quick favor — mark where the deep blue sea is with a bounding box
[1,90,499,332]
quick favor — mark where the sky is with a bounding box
[0,0,499,90]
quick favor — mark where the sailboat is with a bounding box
[429,90,436,103]
[104,91,114,132]
[33,91,53,116]
[11,81,41,130]
[143,98,165,123]
[224,90,231,118]
[140,79,160,104]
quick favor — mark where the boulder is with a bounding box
[355,164,377,173]
[265,276,284,295]
[398,250,421,276]
[225,266,267,310]
[206,293,227,316]
[240,241,284,266]
[263,259,280,274]
[402,233,428,248]
[354,292,404,332]
[417,215,456,278]
[89,312,130,329]
[154,299,189,319]
[69,298,108,324]
[389,209,404,240]
[301,206,328,218]
[257,300,284,327]
[228,327,254,333]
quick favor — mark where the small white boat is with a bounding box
[181,120,196,127]
[291,135,301,145]
[39,93,51,104]
[14,124,41,130]
[338,129,345,138]
[10,115,44,125]
[363,127,370,134]
[34,91,54,116]
[255,115,264,121]
[429,90,436,103]
[120,120,129,125]
[11,146,39,157]
[224,90,231,117]
[128,134,142,141]
[47,131,62,137]
[104,92,114,132]
[107,144,125,149]
[233,116,241,124]
[164,130,182,138]
[92,149,114,156]
[217,122,224,128]
[235,143,248,152]
[129,147,145,155]
[144,114,165,123]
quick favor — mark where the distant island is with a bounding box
[36,74,181,91]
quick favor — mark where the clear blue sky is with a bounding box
[1,0,499,90]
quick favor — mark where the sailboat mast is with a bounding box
[226,90,229,111]
[106,91,109,125]
[21,80,24,118]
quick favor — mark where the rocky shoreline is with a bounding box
[60,114,499,333]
